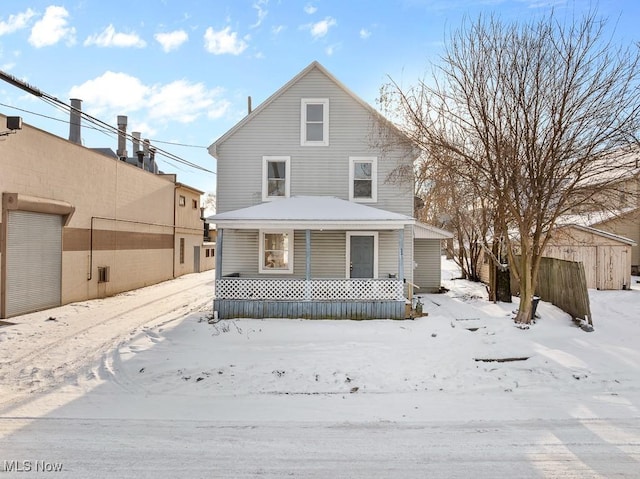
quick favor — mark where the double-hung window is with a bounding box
[301,98,329,146]
[259,230,294,274]
[262,156,290,201]
[349,156,377,202]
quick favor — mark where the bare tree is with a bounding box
[384,11,640,324]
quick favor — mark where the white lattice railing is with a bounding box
[215,278,404,301]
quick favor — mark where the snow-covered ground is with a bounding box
[1,259,639,478]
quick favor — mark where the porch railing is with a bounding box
[215,277,404,301]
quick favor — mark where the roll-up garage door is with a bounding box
[5,210,62,317]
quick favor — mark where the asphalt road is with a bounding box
[1,416,639,478]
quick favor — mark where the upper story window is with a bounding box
[349,156,377,203]
[301,98,329,146]
[262,156,291,201]
[179,195,186,206]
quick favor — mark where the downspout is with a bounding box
[173,187,177,279]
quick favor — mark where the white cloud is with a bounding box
[251,0,269,29]
[147,80,229,123]
[68,71,230,126]
[84,25,146,48]
[305,17,336,39]
[359,28,371,39]
[28,6,76,47]
[304,4,317,14]
[154,30,188,52]
[69,72,149,115]
[325,43,341,56]
[0,8,36,36]
[203,26,248,55]
[272,25,285,35]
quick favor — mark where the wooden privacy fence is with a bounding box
[525,257,593,325]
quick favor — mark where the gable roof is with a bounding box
[207,196,413,230]
[208,61,412,158]
[553,224,636,246]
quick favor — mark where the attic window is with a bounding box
[301,98,329,146]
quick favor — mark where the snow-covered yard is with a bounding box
[1,259,639,478]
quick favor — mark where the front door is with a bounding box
[350,235,374,278]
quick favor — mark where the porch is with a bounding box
[214,276,405,319]
[208,196,414,320]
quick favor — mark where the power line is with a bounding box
[0,71,215,174]
[0,102,210,149]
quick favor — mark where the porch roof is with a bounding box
[207,196,414,230]
[414,222,454,240]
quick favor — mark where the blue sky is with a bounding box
[1,0,639,194]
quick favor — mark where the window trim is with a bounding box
[346,231,379,279]
[262,156,291,201]
[349,156,377,203]
[178,195,186,207]
[259,229,294,274]
[300,98,329,146]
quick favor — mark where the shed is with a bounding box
[544,224,636,290]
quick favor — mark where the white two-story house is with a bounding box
[208,61,451,319]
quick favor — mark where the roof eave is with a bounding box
[212,219,413,230]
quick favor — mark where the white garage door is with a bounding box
[5,210,62,317]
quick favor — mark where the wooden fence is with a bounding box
[511,257,593,326]
[516,257,593,325]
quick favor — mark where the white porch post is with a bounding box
[398,227,404,283]
[305,229,311,300]
[215,228,223,281]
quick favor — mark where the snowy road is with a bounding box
[1,416,639,478]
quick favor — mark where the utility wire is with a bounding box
[0,70,215,174]
[0,102,209,149]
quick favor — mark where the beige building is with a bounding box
[0,113,212,319]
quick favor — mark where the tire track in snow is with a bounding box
[0,272,215,413]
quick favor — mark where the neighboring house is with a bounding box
[173,181,209,275]
[208,61,451,320]
[0,111,210,319]
[590,207,640,275]
[543,225,635,290]
[572,146,640,275]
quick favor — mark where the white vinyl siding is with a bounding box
[414,238,442,293]
[262,156,291,201]
[215,68,414,215]
[301,98,329,146]
[5,211,62,317]
[219,228,413,285]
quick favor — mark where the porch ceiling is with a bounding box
[208,196,414,230]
